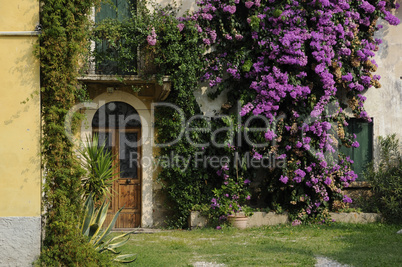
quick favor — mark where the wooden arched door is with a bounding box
[92,101,141,228]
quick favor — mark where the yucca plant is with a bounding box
[80,134,118,203]
[81,193,137,263]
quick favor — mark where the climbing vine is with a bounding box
[141,5,214,228]
[93,2,214,228]
[36,0,111,265]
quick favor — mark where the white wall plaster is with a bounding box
[367,12,402,159]
[0,217,41,266]
[194,83,228,116]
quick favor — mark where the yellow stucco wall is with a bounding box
[0,0,39,32]
[0,1,41,217]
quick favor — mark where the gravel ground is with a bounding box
[193,262,225,267]
[315,256,350,267]
[193,256,350,267]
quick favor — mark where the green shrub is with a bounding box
[36,197,113,266]
[364,134,402,224]
[37,0,107,265]
[80,193,137,263]
[80,135,118,203]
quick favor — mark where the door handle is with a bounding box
[126,179,131,184]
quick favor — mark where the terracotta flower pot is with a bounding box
[227,213,248,229]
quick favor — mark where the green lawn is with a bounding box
[116,223,402,266]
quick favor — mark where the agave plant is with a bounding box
[80,193,137,263]
[80,134,118,203]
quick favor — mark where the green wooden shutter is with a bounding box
[95,1,117,74]
[95,1,116,22]
[95,0,136,75]
[340,118,373,181]
[116,0,133,21]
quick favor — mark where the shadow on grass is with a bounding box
[319,223,402,267]
[115,223,402,267]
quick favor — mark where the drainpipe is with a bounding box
[0,31,40,36]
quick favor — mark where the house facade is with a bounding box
[0,0,401,265]
[0,0,41,265]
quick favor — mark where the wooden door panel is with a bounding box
[117,182,141,209]
[94,128,141,229]
[116,129,141,228]
[116,212,141,228]
[115,182,141,228]
[92,101,142,229]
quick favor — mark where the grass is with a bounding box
[114,223,402,266]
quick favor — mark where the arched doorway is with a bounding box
[92,101,141,228]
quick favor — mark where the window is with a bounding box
[340,118,373,181]
[94,0,136,75]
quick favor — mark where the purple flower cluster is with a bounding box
[223,5,236,14]
[360,1,376,13]
[211,198,219,209]
[195,0,399,223]
[177,23,185,32]
[146,27,157,46]
[210,162,252,218]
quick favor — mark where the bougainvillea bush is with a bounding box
[93,0,399,227]
[192,0,399,223]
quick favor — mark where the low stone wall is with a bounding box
[188,211,380,229]
[330,212,380,223]
[247,212,289,227]
[188,211,209,229]
[188,211,289,229]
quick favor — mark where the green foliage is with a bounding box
[80,135,118,203]
[364,134,402,224]
[37,216,112,266]
[208,137,253,225]
[36,0,105,265]
[151,10,211,228]
[81,194,137,263]
[136,3,211,228]
[92,1,214,229]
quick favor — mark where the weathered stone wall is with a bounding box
[188,211,380,229]
[0,217,41,266]
[368,8,402,156]
[152,184,172,227]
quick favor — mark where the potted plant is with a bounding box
[226,206,253,229]
[210,160,253,229]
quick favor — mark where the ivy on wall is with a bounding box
[36,0,111,265]
[93,3,214,228]
[142,6,214,228]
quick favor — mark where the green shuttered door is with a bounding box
[340,119,373,181]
